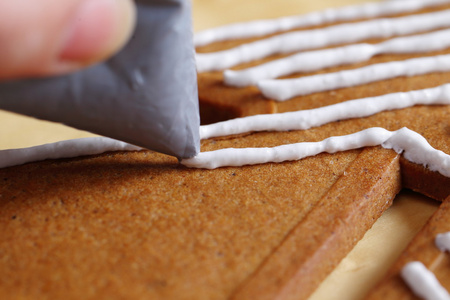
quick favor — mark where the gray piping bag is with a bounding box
[0,0,200,159]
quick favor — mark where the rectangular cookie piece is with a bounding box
[196,2,450,123]
[365,196,450,300]
[0,98,448,299]
[0,1,449,300]
[0,143,364,299]
[231,147,401,300]
[193,1,450,298]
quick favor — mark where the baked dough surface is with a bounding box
[0,1,449,299]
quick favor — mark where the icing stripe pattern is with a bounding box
[196,9,450,72]
[1,86,450,174]
[199,84,450,139]
[181,127,450,176]
[194,0,450,47]
[224,29,450,87]
[0,0,449,181]
[258,54,450,101]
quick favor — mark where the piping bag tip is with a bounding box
[0,0,200,159]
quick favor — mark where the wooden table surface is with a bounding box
[0,1,440,299]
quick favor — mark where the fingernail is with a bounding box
[60,0,136,65]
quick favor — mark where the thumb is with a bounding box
[0,0,136,80]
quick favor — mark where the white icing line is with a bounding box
[194,0,450,47]
[181,127,450,176]
[196,9,450,72]
[224,43,377,87]
[3,86,449,174]
[183,127,392,169]
[382,128,450,178]
[224,29,450,87]
[436,232,450,252]
[258,54,450,101]
[0,137,142,169]
[200,84,450,139]
[401,261,450,300]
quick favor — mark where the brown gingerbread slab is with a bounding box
[196,3,450,123]
[0,1,449,300]
[400,158,450,202]
[193,2,450,298]
[0,145,363,299]
[231,147,401,300]
[365,196,450,299]
[198,55,450,124]
[0,101,448,300]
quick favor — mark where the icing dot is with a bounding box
[436,232,450,252]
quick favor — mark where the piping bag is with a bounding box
[0,0,200,159]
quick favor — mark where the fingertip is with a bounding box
[0,0,136,80]
[59,0,137,68]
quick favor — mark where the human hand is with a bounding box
[0,0,136,80]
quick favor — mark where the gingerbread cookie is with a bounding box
[366,197,450,300]
[0,0,449,299]
[193,0,450,298]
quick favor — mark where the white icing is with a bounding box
[258,54,450,101]
[224,43,377,87]
[199,84,450,139]
[436,232,450,252]
[2,0,450,181]
[181,128,450,176]
[3,85,449,173]
[382,128,450,177]
[0,137,141,169]
[194,0,450,47]
[196,9,450,72]
[224,29,450,87]
[401,261,450,300]
[401,233,450,298]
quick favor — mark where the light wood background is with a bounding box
[0,1,439,299]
